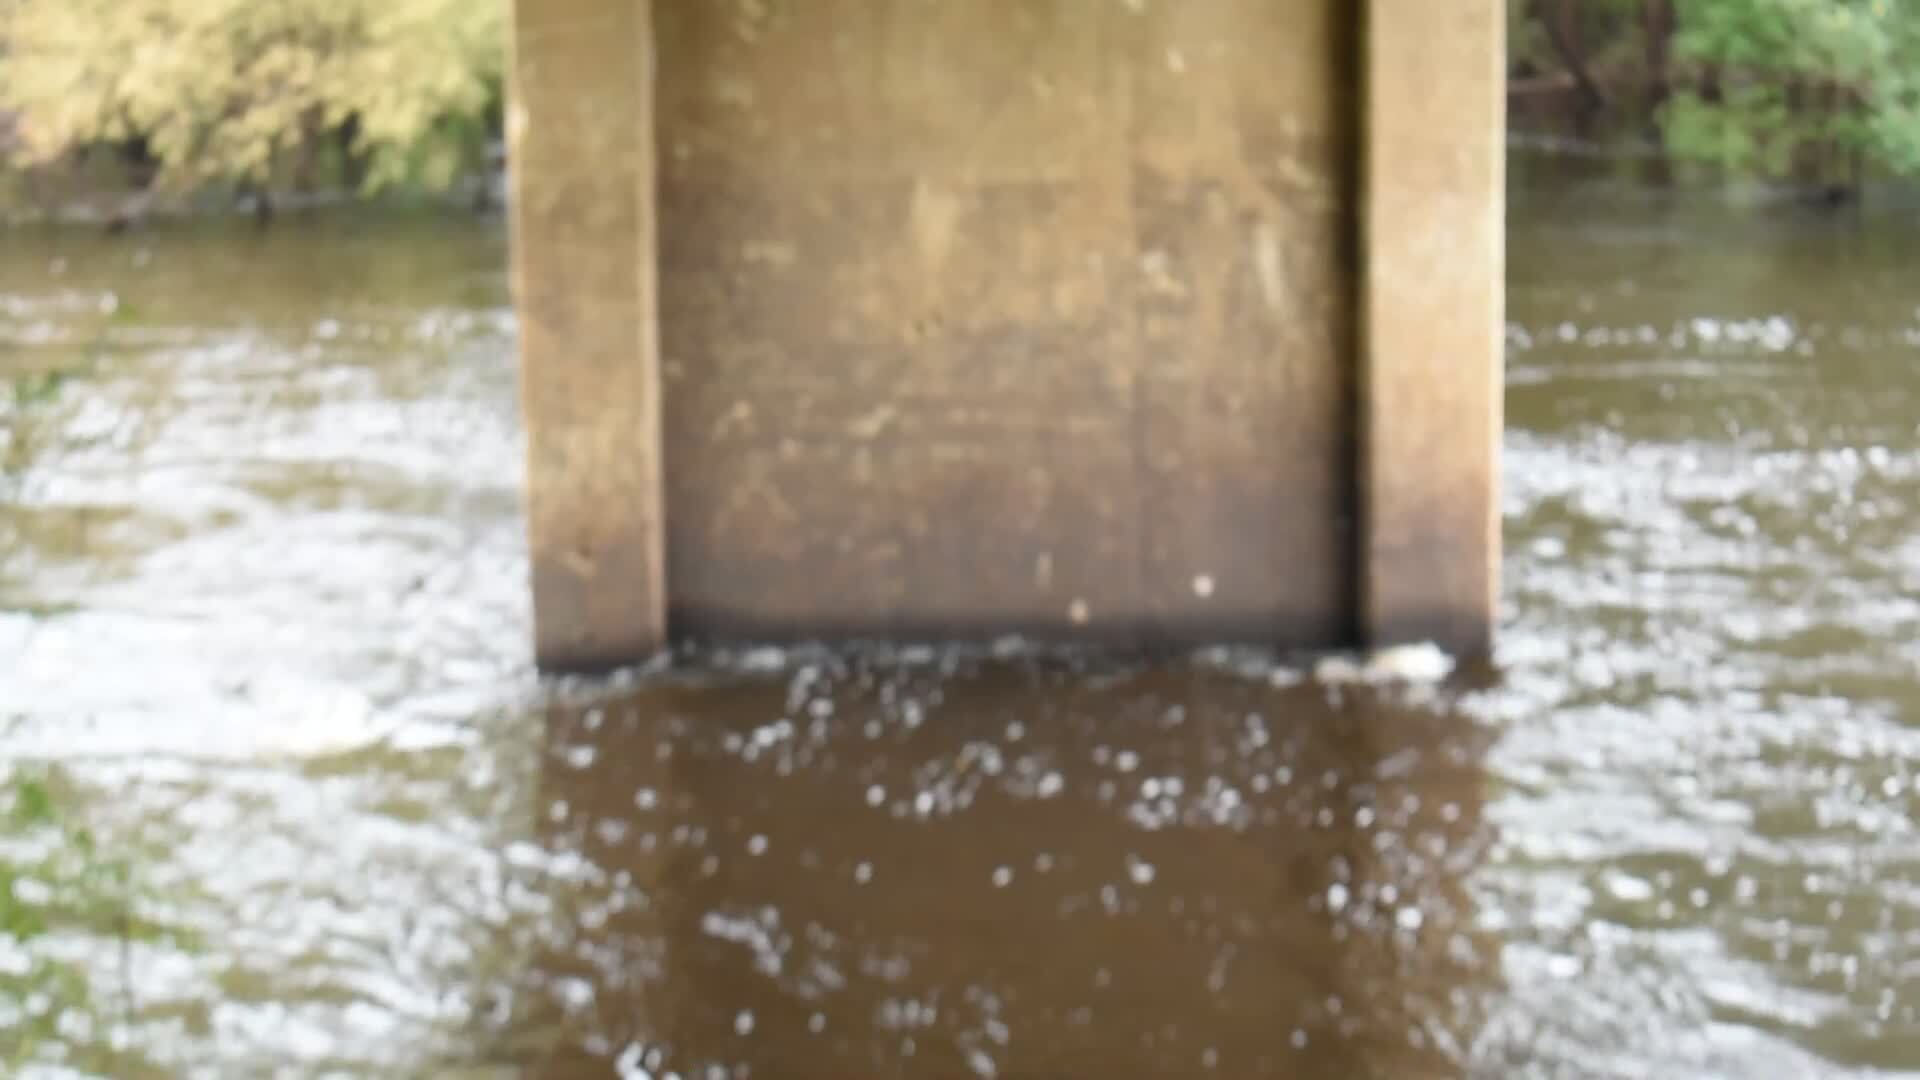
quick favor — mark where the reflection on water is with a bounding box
[517,656,1495,1078]
[2,172,1919,1076]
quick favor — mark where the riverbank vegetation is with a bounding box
[2,769,173,1071]
[0,0,504,218]
[1513,0,1920,197]
[4,2,1920,208]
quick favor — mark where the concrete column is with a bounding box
[509,0,666,669]
[652,0,1354,647]
[508,0,1507,666]
[1361,0,1505,657]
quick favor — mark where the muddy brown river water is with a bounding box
[3,169,1919,1077]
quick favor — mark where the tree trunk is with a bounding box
[1539,0,1609,128]
[336,114,369,193]
[1642,0,1675,113]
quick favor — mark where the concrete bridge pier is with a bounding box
[509,0,1503,671]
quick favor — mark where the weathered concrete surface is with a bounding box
[510,0,667,668]
[1361,0,1505,657]
[509,0,1504,667]
[655,0,1356,648]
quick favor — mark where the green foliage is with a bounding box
[1661,0,1920,180]
[10,367,76,408]
[2,774,92,1065]
[0,0,506,197]
[1,770,173,1069]
[1513,0,1920,185]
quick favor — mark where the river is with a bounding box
[2,167,1917,1077]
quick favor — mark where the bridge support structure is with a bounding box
[509,0,1503,671]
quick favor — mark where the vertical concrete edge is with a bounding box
[1359,0,1506,658]
[632,0,668,659]
[511,0,668,671]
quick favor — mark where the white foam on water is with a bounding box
[1311,642,1456,686]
